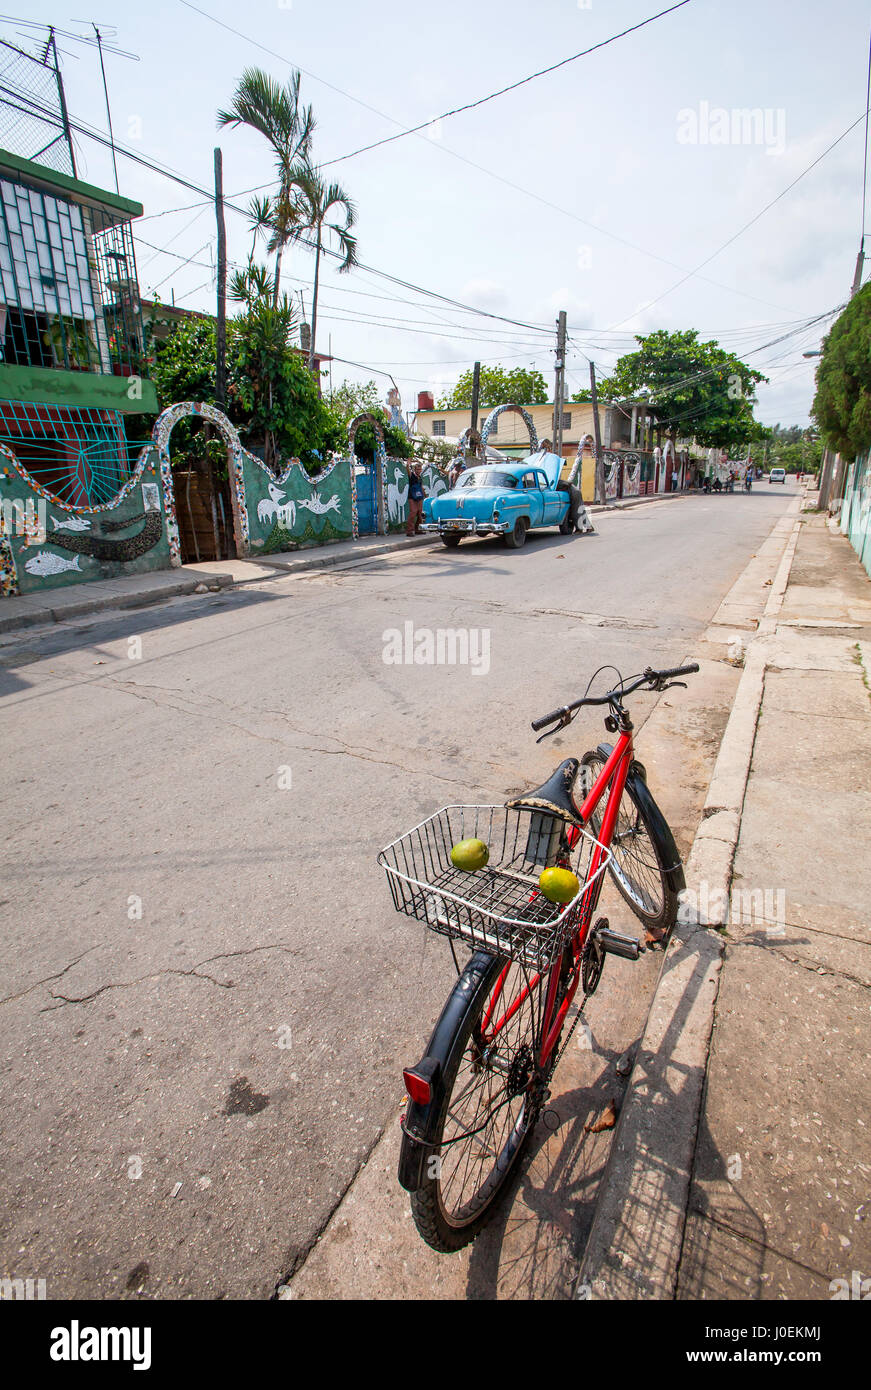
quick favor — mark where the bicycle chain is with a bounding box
[551,990,590,1075]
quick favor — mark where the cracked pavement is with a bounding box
[0,491,794,1298]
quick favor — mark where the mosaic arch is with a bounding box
[153,401,353,559]
[347,411,388,539]
[480,403,538,454]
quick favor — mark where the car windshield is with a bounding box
[459,470,517,489]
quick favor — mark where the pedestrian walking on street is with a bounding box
[406,463,425,536]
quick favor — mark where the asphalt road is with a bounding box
[0,483,797,1298]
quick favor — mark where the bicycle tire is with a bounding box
[579,749,679,934]
[408,951,565,1252]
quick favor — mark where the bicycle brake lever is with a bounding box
[535,711,572,744]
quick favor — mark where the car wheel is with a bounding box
[441,533,462,548]
[505,517,528,549]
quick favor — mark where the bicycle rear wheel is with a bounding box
[409,953,563,1253]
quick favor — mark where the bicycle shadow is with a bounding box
[462,927,771,1301]
[462,1035,640,1301]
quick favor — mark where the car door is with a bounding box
[520,470,544,525]
[537,468,563,524]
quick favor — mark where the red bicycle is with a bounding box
[379,662,698,1252]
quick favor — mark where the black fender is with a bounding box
[594,742,686,895]
[397,949,504,1193]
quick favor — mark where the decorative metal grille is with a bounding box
[0,398,143,507]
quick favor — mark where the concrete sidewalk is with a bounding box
[582,503,871,1300]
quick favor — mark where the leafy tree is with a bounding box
[412,434,456,469]
[812,284,871,456]
[574,329,767,450]
[151,311,342,474]
[289,165,358,369]
[218,68,315,303]
[438,364,548,410]
[326,378,410,460]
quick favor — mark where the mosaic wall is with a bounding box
[0,438,171,597]
[383,460,449,533]
[154,401,353,555]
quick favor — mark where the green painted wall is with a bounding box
[0,363,158,415]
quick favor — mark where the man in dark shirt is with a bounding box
[406,463,426,536]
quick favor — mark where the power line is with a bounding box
[176,0,797,317]
[608,108,871,328]
[323,1,694,165]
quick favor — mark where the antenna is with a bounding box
[92,23,119,193]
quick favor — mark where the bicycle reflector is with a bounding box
[403,1057,440,1106]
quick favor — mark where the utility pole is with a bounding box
[470,360,481,437]
[589,361,605,503]
[551,311,567,457]
[214,148,227,409]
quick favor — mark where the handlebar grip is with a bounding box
[658,662,700,680]
[531,707,566,732]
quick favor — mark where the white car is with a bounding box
[769,468,786,484]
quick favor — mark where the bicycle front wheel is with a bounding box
[579,749,679,934]
[409,954,559,1253]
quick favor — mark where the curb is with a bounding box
[0,573,235,635]
[224,533,438,587]
[578,505,803,1301]
[0,536,440,634]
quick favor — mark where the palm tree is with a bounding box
[290,165,358,371]
[217,68,314,303]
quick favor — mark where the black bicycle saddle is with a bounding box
[504,757,581,824]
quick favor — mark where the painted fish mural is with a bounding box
[24,551,83,577]
[298,493,341,517]
[51,515,92,533]
[42,510,163,562]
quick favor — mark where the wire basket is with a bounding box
[378,805,611,971]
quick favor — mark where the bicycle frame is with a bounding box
[480,727,635,1073]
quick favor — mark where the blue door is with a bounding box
[356,465,377,534]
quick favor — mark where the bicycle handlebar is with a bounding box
[531,663,699,732]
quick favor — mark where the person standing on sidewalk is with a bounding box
[406,463,426,536]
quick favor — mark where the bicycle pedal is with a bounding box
[595,925,642,961]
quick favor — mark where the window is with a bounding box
[460,470,517,489]
[432,420,445,436]
[561,411,572,430]
[489,416,498,434]
[521,472,538,490]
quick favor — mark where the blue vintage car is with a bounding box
[421,454,574,549]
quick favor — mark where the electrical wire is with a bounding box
[322,1,694,165]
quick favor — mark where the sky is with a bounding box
[8,0,871,428]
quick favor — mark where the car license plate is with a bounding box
[445,520,470,531]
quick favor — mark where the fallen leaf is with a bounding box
[645,927,666,949]
[585,1099,618,1133]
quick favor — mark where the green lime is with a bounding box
[539,866,580,904]
[450,838,490,871]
